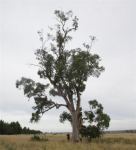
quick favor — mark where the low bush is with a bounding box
[31,134,48,142]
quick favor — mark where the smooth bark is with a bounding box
[71,111,80,142]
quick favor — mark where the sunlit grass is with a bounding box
[0,133,136,150]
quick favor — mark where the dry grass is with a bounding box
[0,133,136,150]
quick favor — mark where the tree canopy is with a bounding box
[16,10,105,142]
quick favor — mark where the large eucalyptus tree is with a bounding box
[16,10,104,142]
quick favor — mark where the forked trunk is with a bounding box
[71,111,79,142]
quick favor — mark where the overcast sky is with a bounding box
[0,0,136,132]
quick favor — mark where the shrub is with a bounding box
[31,134,48,142]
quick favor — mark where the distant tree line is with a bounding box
[106,130,136,134]
[0,120,42,135]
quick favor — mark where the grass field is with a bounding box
[0,133,136,150]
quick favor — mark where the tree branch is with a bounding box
[41,102,67,114]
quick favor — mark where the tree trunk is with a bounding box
[71,111,79,142]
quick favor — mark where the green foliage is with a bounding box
[16,10,105,142]
[85,100,110,130]
[59,111,72,123]
[16,10,104,123]
[0,120,22,135]
[59,100,110,140]
[80,100,110,140]
[0,120,42,135]
[80,125,101,140]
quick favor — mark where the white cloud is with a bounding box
[0,0,136,131]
